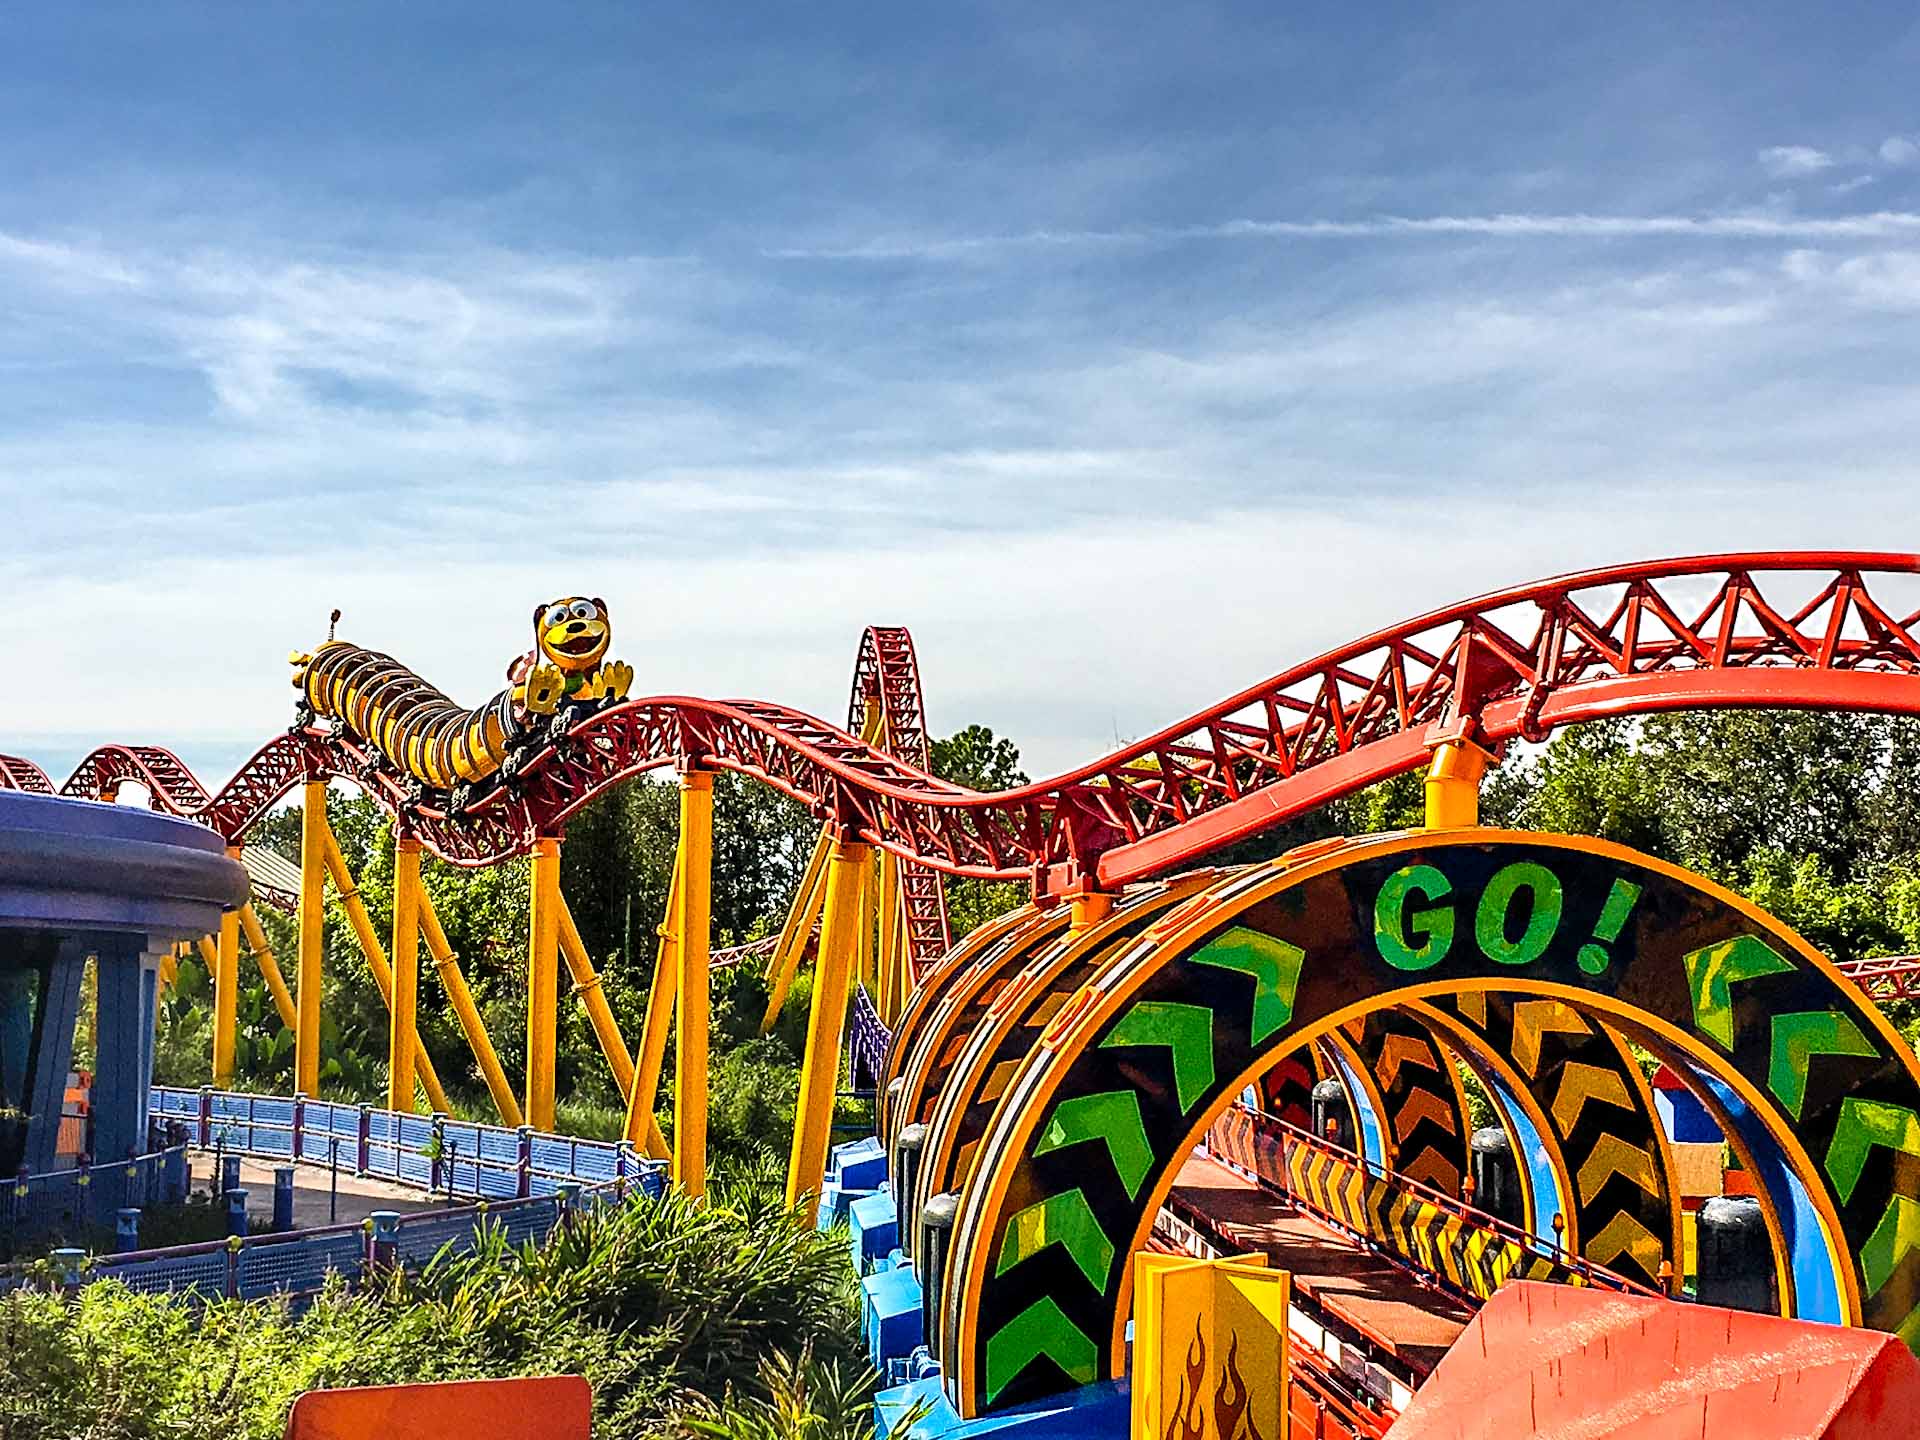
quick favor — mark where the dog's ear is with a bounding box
[533,602,548,628]
[592,597,608,616]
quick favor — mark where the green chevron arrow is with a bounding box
[1100,1000,1216,1112]
[996,1187,1115,1291]
[1861,1195,1920,1296]
[1826,1098,1920,1204]
[984,1296,1100,1403]
[1891,1302,1920,1353]
[1035,1091,1154,1199]
[1684,934,1795,1049]
[1189,926,1306,1044]
[1768,1011,1877,1119]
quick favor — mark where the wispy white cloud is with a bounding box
[1781,248,1920,310]
[1882,136,1920,168]
[1758,144,1834,178]
[0,229,146,289]
[4,205,1920,775]
[767,210,1920,261]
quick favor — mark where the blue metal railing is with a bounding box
[0,1089,668,1303]
[4,1143,191,1249]
[150,1086,644,1200]
[849,985,892,1095]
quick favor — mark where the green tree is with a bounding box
[929,725,1027,793]
[1489,711,1920,965]
[929,725,1031,937]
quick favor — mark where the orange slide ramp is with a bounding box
[283,1375,590,1440]
[1388,1282,1920,1440]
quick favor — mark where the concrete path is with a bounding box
[189,1152,458,1229]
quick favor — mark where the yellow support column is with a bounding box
[623,864,679,1158]
[1068,890,1114,935]
[389,836,422,1113]
[296,777,327,1097]
[876,850,901,1025]
[759,827,831,1034]
[418,887,522,1127]
[321,831,450,1114]
[213,847,242,1084]
[556,894,637,1099]
[852,854,875,992]
[1424,736,1495,828]
[786,835,872,1210]
[526,836,563,1133]
[674,770,714,1198]
[239,904,298,1031]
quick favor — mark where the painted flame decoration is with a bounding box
[1161,1322,1267,1440]
[1164,1320,1208,1440]
[1214,1335,1265,1440]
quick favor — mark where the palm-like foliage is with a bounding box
[0,1184,875,1440]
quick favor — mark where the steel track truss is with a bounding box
[8,553,1918,894]
[849,626,952,973]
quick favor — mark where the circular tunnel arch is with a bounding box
[942,828,1920,1417]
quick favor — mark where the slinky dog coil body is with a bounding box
[300,641,521,790]
[293,596,634,795]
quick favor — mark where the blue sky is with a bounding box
[2,3,1918,785]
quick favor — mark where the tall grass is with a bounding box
[0,1183,875,1440]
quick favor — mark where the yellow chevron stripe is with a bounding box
[1379,1033,1437,1088]
[1550,1062,1635,1135]
[1434,1214,1467,1288]
[979,1058,1022,1104]
[1395,1087,1459,1136]
[1460,1224,1494,1295]
[1485,1239,1518,1290]
[1584,1212,1665,1279]
[1408,1201,1442,1275]
[1366,1173,1396,1240]
[1027,992,1071,1028]
[1386,1188,1420,1248]
[1511,999,1591,1079]
[1341,1159,1368,1223]
[1577,1134,1663,1203]
[1401,1144,1463,1196]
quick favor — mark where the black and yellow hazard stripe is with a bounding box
[1437,992,1682,1290]
[1256,1108,1588,1301]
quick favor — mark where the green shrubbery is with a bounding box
[0,1182,875,1440]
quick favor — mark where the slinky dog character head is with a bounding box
[535,596,611,673]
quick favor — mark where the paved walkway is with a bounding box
[191,1152,456,1229]
[1172,1152,1473,1378]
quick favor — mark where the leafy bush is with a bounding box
[0,1187,873,1440]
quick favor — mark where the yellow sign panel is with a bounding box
[1132,1252,1289,1440]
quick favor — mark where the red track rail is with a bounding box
[0,754,55,793]
[849,626,952,974]
[1838,955,1920,1002]
[9,554,1920,894]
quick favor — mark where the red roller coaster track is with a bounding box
[4,553,1918,897]
[848,626,953,967]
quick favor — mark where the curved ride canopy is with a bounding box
[939,829,1920,1415]
[0,553,1914,896]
